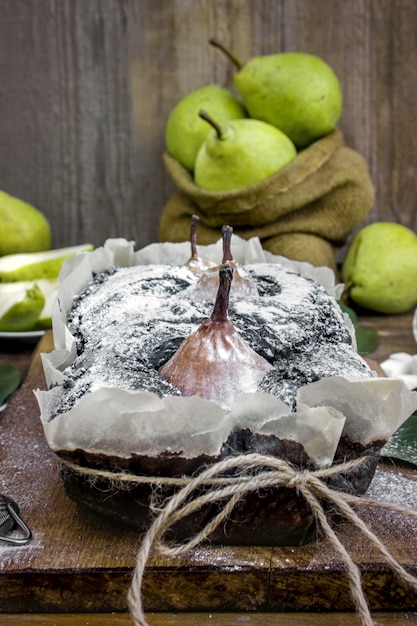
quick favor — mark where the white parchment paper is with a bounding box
[34,237,417,469]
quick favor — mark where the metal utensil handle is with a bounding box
[0,495,32,545]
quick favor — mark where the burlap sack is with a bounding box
[158,129,374,271]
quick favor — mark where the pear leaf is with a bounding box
[381,411,417,467]
[338,301,358,324]
[354,324,380,356]
[337,301,379,355]
[0,363,21,406]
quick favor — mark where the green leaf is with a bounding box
[381,411,417,467]
[354,324,380,356]
[0,363,21,406]
[338,301,358,325]
[337,301,379,356]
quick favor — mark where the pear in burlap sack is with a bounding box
[159,129,375,272]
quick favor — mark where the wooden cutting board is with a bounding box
[1,332,417,614]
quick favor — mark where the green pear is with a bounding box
[0,190,52,256]
[210,39,342,149]
[342,222,417,314]
[194,111,297,191]
[0,279,59,331]
[165,84,246,171]
[0,279,60,330]
[0,243,93,282]
[0,282,45,332]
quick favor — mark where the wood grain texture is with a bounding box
[0,0,417,251]
[2,612,417,626]
[0,0,136,247]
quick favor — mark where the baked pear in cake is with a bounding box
[190,224,258,299]
[159,264,272,408]
[184,214,216,275]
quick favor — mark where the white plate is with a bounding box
[0,330,45,342]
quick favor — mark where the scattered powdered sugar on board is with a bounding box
[0,533,45,568]
[367,466,417,510]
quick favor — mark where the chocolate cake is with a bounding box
[36,235,417,545]
[50,259,372,418]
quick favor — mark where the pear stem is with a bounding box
[222,225,234,263]
[211,265,233,323]
[189,214,199,259]
[199,110,223,140]
[209,38,243,70]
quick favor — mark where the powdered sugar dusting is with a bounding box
[47,259,373,417]
[367,466,417,510]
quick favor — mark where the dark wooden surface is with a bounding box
[0,0,417,251]
[1,312,417,625]
[1,612,417,626]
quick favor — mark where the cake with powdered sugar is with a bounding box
[36,231,417,544]
[51,252,373,420]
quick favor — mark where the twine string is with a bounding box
[295,481,373,626]
[57,453,417,626]
[120,453,417,626]
[316,481,417,592]
[57,452,367,488]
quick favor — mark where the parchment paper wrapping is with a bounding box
[35,237,417,471]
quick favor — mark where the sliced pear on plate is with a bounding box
[0,279,60,331]
[33,279,60,329]
[0,283,45,332]
[0,243,93,282]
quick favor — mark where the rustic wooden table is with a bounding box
[1,312,417,626]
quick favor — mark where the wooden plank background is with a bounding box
[0,0,416,251]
